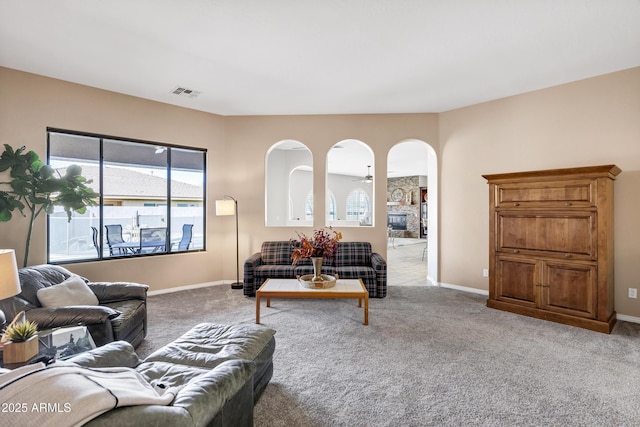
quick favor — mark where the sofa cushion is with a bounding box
[335,266,376,281]
[67,340,142,369]
[137,361,211,388]
[255,265,296,279]
[37,276,99,308]
[143,323,275,369]
[261,241,293,265]
[17,264,77,306]
[142,323,275,404]
[335,242,372,267]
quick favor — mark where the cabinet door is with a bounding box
[541,261,597,319]
[496,211,596,260]
[495,256,539,308]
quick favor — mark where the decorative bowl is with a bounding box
[298,274,337,289]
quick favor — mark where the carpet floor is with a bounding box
[137,284,640,427]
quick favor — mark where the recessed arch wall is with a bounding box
[326,139,375,227]
[265,140,312,226]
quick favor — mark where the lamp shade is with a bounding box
[215,199,236,216]
[0,249,21,300]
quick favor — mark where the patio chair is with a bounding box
[177,224,194,251]
[90,226,100,257]
[139,227,167,253]
[105,224,126,255]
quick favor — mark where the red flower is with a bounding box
[291,227,342,265]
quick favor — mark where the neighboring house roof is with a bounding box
[61,165,203,201]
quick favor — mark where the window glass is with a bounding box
[346,189,371,225]
[326,193,336,221]
[47,130,206,263]
[305,193,313,221]
[48,133,100,262]
[170,147,205,251]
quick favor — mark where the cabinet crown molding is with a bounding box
[482,164,621,182]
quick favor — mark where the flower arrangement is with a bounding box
[291,227,342,265]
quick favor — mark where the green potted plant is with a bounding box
[0,144,99,267]
[2,319,39,363]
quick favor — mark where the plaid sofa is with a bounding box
[243,241,387,298]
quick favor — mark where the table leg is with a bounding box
[358,298,362,308]
[255,294,261,324]
[266,297,271,307]
[364,295,369,326]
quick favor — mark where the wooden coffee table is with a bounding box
[256,278,369,325]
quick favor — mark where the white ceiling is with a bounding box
[1,0,638,117]
[1,1,638,178]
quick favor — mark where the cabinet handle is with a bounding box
[542,284,550,288]
[534,283,541,287]
[513,249,520,253]
[513,203,520,207]
[564,253,572,258]
[564,202,572,206]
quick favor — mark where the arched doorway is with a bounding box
[387,140,438,286]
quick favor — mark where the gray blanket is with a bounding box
[0,362,175,427]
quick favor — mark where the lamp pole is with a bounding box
[228,196,242,290]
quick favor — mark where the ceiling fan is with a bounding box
[353,165,373,183]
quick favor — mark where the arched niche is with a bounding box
[265,140,312,226]
[326,139,374,227]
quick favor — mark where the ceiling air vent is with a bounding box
[170,86,201,98]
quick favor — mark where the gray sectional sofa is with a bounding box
[0,264,148,347]
[0,323,276,427]
[243,241,387,298]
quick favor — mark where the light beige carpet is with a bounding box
[138,285,640,426]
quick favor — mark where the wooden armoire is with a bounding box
[483,165,621,333]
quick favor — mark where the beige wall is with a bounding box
[0,67,440,291]
[439,67,640,318]
[0,67,227,290]
[222,114,439,266]
[1,65,638,319]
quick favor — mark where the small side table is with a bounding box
[1,325,96,369]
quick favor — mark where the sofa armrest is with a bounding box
[244,252,262,269]
[0,296,37,322]
[66,340,141,368]
[371,252,387,270]
[371,252,388,298]
[243,252,263,296]
[88,282,148,303]
[25,306,121,330]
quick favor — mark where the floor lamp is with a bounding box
[216,196,243,290]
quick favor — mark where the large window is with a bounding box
[47,129,206,263]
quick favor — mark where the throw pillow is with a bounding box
[37,276,99,308]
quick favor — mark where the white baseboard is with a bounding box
[148,281,226,296]
[616,314,640,324]
[436,282,640,324]
[438,282,489,296]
